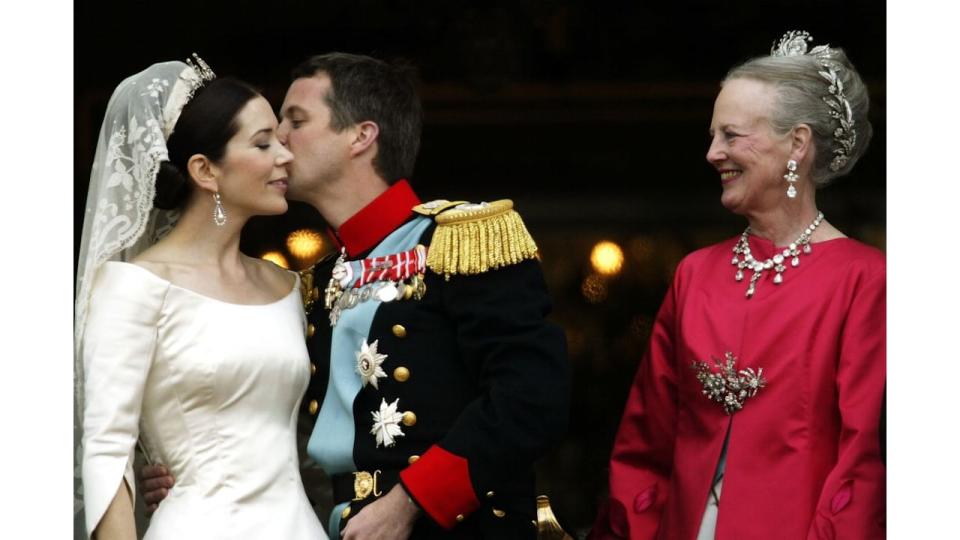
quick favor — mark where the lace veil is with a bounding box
[74,59,211,537]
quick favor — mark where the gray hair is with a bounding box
[723,48,872,186]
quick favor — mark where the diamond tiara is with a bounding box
[185,52,216,87]
[771,30,856,172]
[161,53,217,138]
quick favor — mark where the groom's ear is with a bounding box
[349,121,380,157]
[186,154,220,192]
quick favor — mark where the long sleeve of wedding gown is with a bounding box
[81,263,168,536]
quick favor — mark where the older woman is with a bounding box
[591,31,885,540]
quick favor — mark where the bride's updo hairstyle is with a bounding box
[154,77,260,210]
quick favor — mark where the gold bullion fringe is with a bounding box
[426,206,538,279]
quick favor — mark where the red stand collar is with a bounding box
[330,180,421,258]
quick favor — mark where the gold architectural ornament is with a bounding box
[424,200,539,279]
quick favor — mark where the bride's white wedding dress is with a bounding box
[82,262,327,539]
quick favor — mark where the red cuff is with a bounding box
[399,445,480,529]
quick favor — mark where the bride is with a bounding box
[75,56,326,539]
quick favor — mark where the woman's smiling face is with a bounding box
[706,78,794,215]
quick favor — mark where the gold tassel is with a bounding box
[425,199,539,279]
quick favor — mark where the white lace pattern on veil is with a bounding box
[74,60,208,537]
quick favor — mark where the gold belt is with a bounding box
[352,469,384,500]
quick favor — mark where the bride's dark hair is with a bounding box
[154,77,260,210]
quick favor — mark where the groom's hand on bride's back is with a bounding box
[139,464,175,515]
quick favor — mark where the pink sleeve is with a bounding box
[807,264,886,539]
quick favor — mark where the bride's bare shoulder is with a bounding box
[247,256,297,294]
[130,245,193,283]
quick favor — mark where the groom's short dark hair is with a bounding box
[292,53,422,184]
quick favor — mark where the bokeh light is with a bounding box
[261,251,290,269]
[286,229,325,263]
[581,273,608,303]
[590,240,624,275]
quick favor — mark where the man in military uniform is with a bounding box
[144,52,570,540]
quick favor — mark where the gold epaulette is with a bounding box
[420,199,539,279]
[412,199,468,216]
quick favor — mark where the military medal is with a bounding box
[325,245,428,326]
[370,398,405,448]
[325,249,347,313]
[375,282,400,302]
[355,339,388,389]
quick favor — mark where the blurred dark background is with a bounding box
[75,1,885,535]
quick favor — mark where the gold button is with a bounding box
[311,287,320,301]
[341,505,351,519]
[310,363,317,376]
[307,323,315,338]
[455,514,465,523]
[392,324,407,338]
[486,491,495,499]
[402,411,417,426]
[393,367,410,382]
[408,455,420,464]
[308,400,318,415]
[492,508,506,518]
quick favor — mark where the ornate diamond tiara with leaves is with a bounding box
[771,30,856,172]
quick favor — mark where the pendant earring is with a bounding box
[784,159,799,199]
[213,192,227,226]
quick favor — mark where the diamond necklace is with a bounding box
[731,212,824,298]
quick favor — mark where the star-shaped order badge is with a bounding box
[356,339,388,389]
[371,398,405,448]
